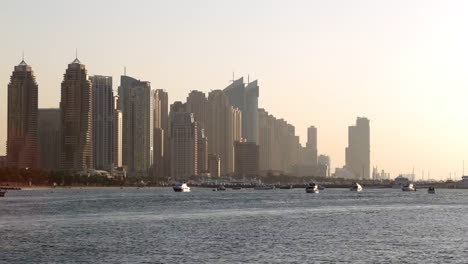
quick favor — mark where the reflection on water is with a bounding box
[1,188,468,263]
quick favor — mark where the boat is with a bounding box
[232,187,243,190]
[428,186,435,194]
[254,185,275,190]
[279,185,293,189]
[173,182,191,192]
[402,183,416,191]
[318,185,325,190]
[0,189,6,197]
[305,183,319,193]
[217,186,226,191]
[350,182,363,192]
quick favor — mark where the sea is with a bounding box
[1,187,468,263]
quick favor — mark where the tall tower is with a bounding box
[345,117,370,179]
[152,89,169,179]
[186,90,208,130]
[170,112,198,180]
[112,96,122,168]
[60,57,93,171]
[90,75,113,171]
[118,75,153,176]
[7,58,38,168]
[305,126,318,166]
[223,77,259,144]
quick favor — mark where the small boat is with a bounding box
[402,183,416,191]
[173,182,191,192]
[318,185,325,190]
[305,183,319,193]
[232,187,243,190]
[254,185,275,190]
[217,186,226,191]
[279,185,293,189]
[212,188,217,191]
[428,186,435,194]
[0,189,6,197]
[350,182,363,192]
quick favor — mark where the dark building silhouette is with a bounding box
[38,108,61,171]
[7,59,38,169]
[234,141,259,177]
[60,57,93,171]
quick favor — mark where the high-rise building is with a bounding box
[90,76,113,171]
[186,91,208,130]
[112,96,123,168]
[223,77,259,144]
[38,109,61,171]
[207,90,242,176]
[118,75,153,176]
[234,141,259,177]
[60,57,93,171]
[152,89,169,179]
[7,59,38,169]
[345,117,370,179]
[208,154,220,178]
[197,128,208,174]
[318,155,331,177]
[170,112,198,180]
[305,126,318,166]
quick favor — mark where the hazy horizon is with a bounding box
[1,0,467,179]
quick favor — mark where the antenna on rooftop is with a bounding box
[124,66,127,76]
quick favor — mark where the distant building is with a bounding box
[207,90,242,176]
[345,117,370,179]
[153,89,169,179]
[197,128,208,174]
[318,155,331,177]
[112,96,122,168]
[223,77,259,144]
[170,112,198,180]
[7,59,38,169]
[118,75,153,176]
[38,109,61,171]
[186,91,208,130]
[208,154,221,178]
[90,75,113,171]
[234,141,259,177]
[60,57,93,171]
[304,126,318,166]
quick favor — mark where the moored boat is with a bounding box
[254,185,275,190]
[428,186,435,194]
[0,189,6,197]
[217,185,226,191]
[173,182,191,192]
[305,183,319,193]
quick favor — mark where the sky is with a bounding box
[1,0,468,180]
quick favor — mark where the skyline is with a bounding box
[1,0,468,179]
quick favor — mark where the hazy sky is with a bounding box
[1,0,467,179]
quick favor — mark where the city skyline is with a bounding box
[1,0,468,179]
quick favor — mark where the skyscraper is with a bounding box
[90,75,113,171]
[197,128,208,174]
[60,57,93,171]
[152,89,169,179]
[112,96,123,168]
[38,108,61,171]
[170,112,198,180]
[223,77,259,144]
[304,126,318,166]
[207,90,242,176]
[345,117,370,179]
[234,141,260,177]
[186,90,208,130]
[7,59,38,169]
[118,75,153,176]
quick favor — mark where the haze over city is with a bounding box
[1,0,468,179]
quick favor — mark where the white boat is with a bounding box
[350,182,363,192]
[402,183,416,191]
[254,185,275,190]
[173,183,191,192]
[305,183,319,193]
[428,187,435,194]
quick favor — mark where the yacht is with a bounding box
[305,183,319,193]
[402,183,416,191]
[350,182,363,192]
[173,182,191,192]
[254,185,275,190]
[428,186,435,194]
